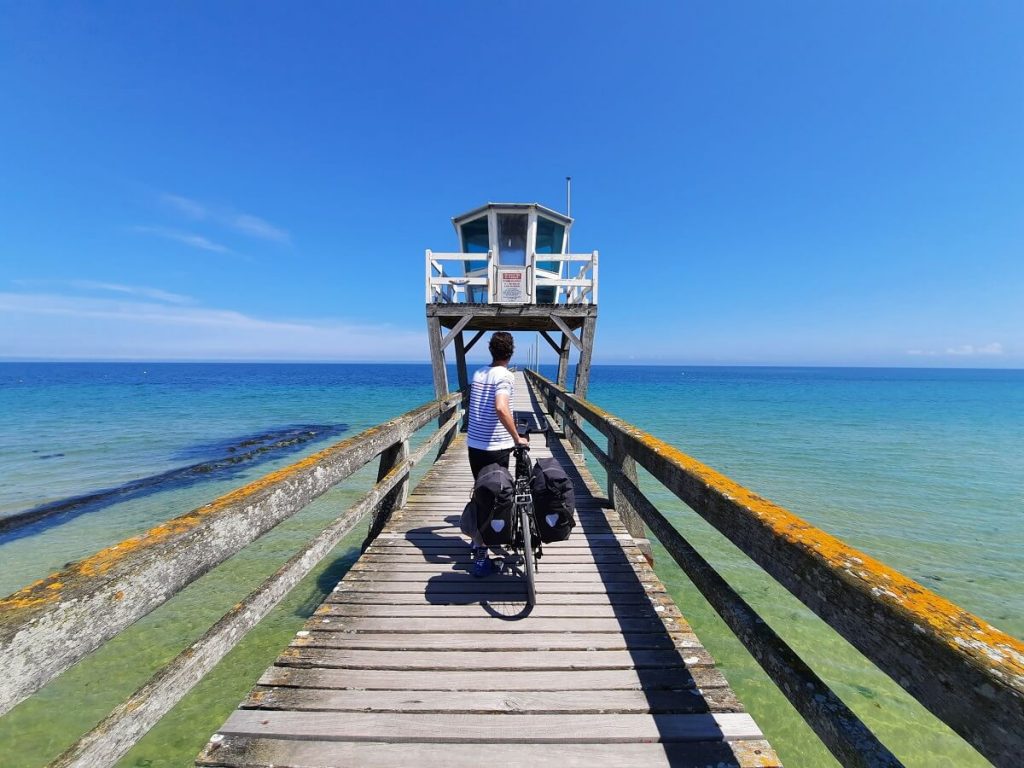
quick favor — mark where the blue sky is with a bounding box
[1,2,1021,367]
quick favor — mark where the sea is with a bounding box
[0,363,1021,767]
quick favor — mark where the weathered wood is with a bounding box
[608,431,650,563]
[242,686,739,714]
[197,736,781,768]
[198,376,773,767]
[550,313,582,349]
[303,616,687,634]
[215,710,762,743]
[275,647,716,671]
[454,330,470,431]
[462,329,486,353]
[539,329,562,354]
[362,439,410,550]
[0,392,460,718]
[289,631,701,652]
[558,410,903,767]
[311,603,673,620]
[426,315,448,397]
[257,665,730,692]
[439,314,472,350]
[49,410,462,768]
[556,332,571,389]
[426,303,597,334]
[529,370,1024,766]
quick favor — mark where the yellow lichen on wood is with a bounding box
[536,373,1024,681]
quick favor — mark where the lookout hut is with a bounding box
[425,202,598,403]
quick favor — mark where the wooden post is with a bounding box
[569,315,596,452]
[426,316,448,398]
[556,332,571,389]
[608,433,652,564]
[427,315,455,455]
[363,439,410,550]
[454,331,470,432]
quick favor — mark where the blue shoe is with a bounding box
[471,546,495,577]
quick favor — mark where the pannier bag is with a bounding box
[530,457,576,543]
[471,462,515,546]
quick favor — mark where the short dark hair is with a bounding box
[489,332,514,361]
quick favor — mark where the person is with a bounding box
[466,331,528,577]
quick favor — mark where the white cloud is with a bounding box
[945,342,1004,356]
[229,213,290,243]
[160,193,207,219]
[68,280,195,305]
[133,226,232,254]
[159,192,290,244]
[0,290,425,361]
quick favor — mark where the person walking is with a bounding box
[466,331,528,576]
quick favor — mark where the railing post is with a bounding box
[363,439,410,550]
[607,433,653,564]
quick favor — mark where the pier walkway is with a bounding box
[197,372,779,767]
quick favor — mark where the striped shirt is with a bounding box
[467,365,515,450]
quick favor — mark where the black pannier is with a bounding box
[530,457,576,543]
[463,462,514,546]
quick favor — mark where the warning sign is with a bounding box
[497,268,528,304]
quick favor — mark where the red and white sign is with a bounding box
[497,267,528,304]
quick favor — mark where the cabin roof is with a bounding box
[451,202,573,228]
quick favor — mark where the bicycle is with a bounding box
[501,443,542,605]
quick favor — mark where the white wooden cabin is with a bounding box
[426,202,598,305]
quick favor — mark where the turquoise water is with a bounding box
[0,363,1020,766]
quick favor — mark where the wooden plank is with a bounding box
[332,580,657,595]
[257,666,731,692]
[290,631,701,652]
[243,687,741,714]
[302,616,689,634]
[197,736,782,768]
[275,648,716,671]
[215,710,763,743]
[322,592,662,607]
[311,603,676,620]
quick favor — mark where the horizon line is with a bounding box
[1,358,1021,371]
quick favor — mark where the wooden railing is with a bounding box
[0,393,462,768]
[525,369,1023,768]
[425,249,598,305]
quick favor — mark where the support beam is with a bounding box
[454,332,470,432]
[439,315,472,351]
[363,440,410,550]
[556,334,571,389]
[539,330,561,355]
[463,330,486,354]
[551,314,582,350]
[570,316,597,452]
[608,433,651,564]
[426,316,448,398]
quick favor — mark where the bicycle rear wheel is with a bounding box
[521,508,537,605]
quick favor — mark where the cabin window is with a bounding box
[497,213,527,266]
[534,217,565,273]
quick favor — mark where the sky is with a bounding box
[0,2,1021,367]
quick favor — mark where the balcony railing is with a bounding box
[425,250,598,305]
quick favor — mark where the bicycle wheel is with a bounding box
[521,507,537,605]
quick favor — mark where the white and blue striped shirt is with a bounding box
[467,365,515,450]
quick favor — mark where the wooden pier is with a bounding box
[197,372,779,767]
[3,200,1021,767]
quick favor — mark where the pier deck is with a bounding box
[197,373,779,767]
